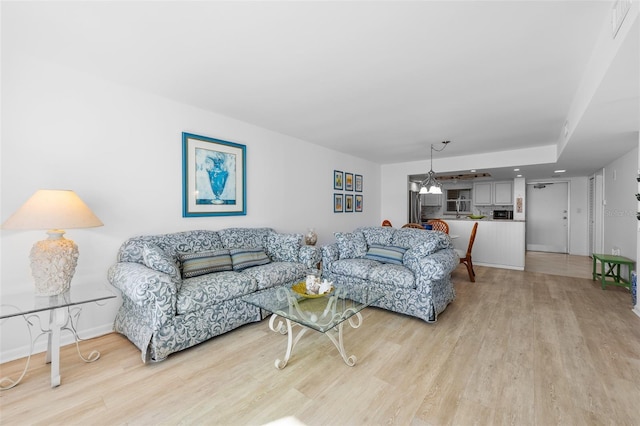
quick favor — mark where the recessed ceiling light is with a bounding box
[517,174,523,177]
[554,169,566,173]
[514,168,520,171]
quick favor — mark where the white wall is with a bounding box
[0,52,381,361]
[603,147,638,260]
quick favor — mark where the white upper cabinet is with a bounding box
[473,182,492,205]
[493,181,513,205]
[473,181,513,206]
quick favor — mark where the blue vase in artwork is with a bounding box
[207,153,228,205]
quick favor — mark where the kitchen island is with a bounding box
[438,217,525,271]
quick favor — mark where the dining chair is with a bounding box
[401,223,424,229]
[456,222,478,282]
[382,220,393,227]
[426,219,449,234]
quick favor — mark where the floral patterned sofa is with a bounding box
[108,228,320,362]
[321,226,458,323]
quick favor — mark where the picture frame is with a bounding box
[345,194,354,212]
[355,195,363,212]
[334,170,344,190]
[345,172,354,191]
[334,193,344,213]
[182,132,246,217]
[355,174,363,192]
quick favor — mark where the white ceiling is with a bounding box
[3,1,639,180]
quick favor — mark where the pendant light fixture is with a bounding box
[419,141,450,195]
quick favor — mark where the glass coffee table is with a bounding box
[0,286,116,389]
[242,285,384,369]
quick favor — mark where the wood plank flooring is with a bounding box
[1,255,639,425]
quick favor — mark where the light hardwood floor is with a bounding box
[1,257,639,425]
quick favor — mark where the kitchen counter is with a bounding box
[444,219,525,270]
[427,217,525,222]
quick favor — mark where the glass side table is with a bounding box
[0,286,116,389]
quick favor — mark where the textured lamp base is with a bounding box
[30,230,79,296]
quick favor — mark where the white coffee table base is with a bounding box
[267,310,362,369]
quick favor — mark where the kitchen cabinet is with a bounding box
[473,181,513,206]
[421,193,442,206]
[494,182,513,205]
[473,183,492,205]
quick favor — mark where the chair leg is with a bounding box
[464,259,475,282]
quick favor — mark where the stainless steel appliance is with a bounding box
[493,209,513,219]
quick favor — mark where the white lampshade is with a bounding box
[2,190,103,295]
[2,189,103,230]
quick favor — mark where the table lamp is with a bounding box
[1,189,103,295]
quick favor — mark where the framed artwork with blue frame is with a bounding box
[182,132,246,217]
[334,194,343,212]
[345,173,354,191]
[334,170,343,190]
[345,194,354,212]
[355,194,363,212]
[355,174,363,192]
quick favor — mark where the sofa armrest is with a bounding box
[108,262,178,328]
[299,245,321,269]
[404,248,459,289]
[321,243,339,273]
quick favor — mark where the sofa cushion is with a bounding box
[368,264,415,289]
[179,249,233,278]
[335,232,368,259]
[219,227,273,249]
[241,262,307,290]
[118,231,224,263]
[358,226,395,246]
[404,232,453,258]
[230,248,271,271]
[177,271,257,315]
[330,258,380,279]
[364,244,407,265]
[265,232,302,262]
[141,244,181,282]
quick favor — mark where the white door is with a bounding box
[526,182,569,253]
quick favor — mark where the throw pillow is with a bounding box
[364,244,407,265]
[265,232,302,262]
[335,232,368,259]
[142,244,181,282]
[229,248,271,271]
[179,249,233,278]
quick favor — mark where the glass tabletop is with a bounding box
[242,285,384,333]
[0,286,117,319]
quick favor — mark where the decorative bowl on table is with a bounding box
[292,281,334,298]
[467,215,485,219]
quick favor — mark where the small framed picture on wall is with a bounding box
[345,194,354,212]
[355,174,363,192]
[334,170,343,190]
[345,173,354,191]
[334,193,344,212]
[355,194,363,212]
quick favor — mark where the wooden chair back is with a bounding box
[401,223,425,229]
[381,220,393,227]
[459,222,479,282]
[465,222,479,258]
[426,219,449,234]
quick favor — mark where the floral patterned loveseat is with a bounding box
[321,226,458,323]
[108,228,320,362]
